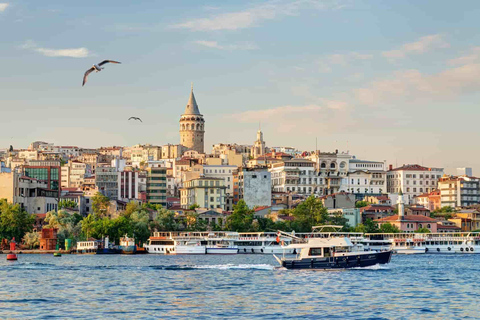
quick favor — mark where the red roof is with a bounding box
[389,164,431,172]
[437,225,461,230]
[35,213,47,219]
[254,206,271,212]
[361,204,395,212]
[376,215,438,222]
[278,215,294,221]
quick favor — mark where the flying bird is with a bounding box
[82,60,121,86]
[128,117,142,122]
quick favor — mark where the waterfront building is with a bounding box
[146,167,167,207]
[452,209,480,231]
[413,189,441,211]
[180,177,226,210]
[360,204,395,222]
[340,158,387,199]
[327,208,361,227]
[201,164,237,196]
[235,168,272,209]
[117,170,140,202]
[387,164,444,204]
[306,150,351,195]
[321,192,356,209]
[95,167,118,200]
[438,175,480,208]
[179,85,205,153]
[270,159,323,195]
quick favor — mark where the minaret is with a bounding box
[179,84,205,153]
[251,123,266,159]
[397,188,405,219]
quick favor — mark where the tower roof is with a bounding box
[183,84,201,115]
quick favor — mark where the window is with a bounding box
[252,175,257,178]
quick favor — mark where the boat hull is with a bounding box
[119,245,137,254]
[425,245,479,254]
[175,246,206,255]
[281,251,392,270]
[206,247,238,255]
[394,247,426,254]
[238,246,297,254]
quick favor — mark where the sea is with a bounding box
[0,254,479,319]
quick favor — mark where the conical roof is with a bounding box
[184,86,201,115]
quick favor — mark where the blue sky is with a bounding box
[1,0,480,173]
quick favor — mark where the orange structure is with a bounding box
[40,228,58,250]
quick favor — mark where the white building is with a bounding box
[95,167,118,200]
[387,164,444,204]
[117,171,140,202]
[340,158,387,197]
[237,169,272,209]
[201,165,237,196]
[270,159,323,195]
[438,175,480,208]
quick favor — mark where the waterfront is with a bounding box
[0,255,479,319]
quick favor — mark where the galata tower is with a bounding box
[179,84,205,153]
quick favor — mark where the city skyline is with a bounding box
[2,1,480,172]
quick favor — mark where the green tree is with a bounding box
[0,199,35,241]
[92,192,110,217]
[58,199,78,210]
[291,195,328,232]
[152,208,178,231]
[22,231,40,249]
[358,218,380,233]
[44,210,81,242]
[189,204,200,210]
[225,200,255,232]
[379,222,400,233]
[81,214,97,239]
[415,227,431,233]
[355,201,370,208]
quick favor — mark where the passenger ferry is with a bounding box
[76,240,99,254]
[173,232,207,255]
[237,232,295,254]
[144,232,176,254]
[363,233,426,254]
[423,232,480,254]
[119,235,137,254]
[205,232,238,254]
[274,226,393,270]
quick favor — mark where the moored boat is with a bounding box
[144,232,176,254]
[119,235,137,254]
[205,232,238,255]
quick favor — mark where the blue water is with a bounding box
[0,254,479,319]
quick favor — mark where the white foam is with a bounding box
[351,264,390,270]
[191,264,275,270]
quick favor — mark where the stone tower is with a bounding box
[251,125,266,159]
[179,84,205,153]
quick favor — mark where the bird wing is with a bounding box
[128,117,134,120]
[98,60,121,66]
[138,118,143,122]
[82,67,95,86]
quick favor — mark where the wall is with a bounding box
[242,171,271,209]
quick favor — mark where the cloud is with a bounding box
[21,40,91,58]
[355,63,480,106]
[171,0,346,31]
[0,3,9,12]
[448,47,480,65]
[193,40,257,50]
[382,34,449,59]
[316,51,372,72]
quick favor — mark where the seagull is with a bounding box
[82,60,121,86]
[128,117,142,122]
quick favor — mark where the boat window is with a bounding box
[323,248,331,257]
[309,248,323,256]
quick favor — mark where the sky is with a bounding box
[1,0,480,173]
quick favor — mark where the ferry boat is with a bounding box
[172,232,207,255]
[76,240,99,254]
[237,232,295,254]
[144,232,176,254]
[96,237,120,254]
[205,232,238,255]
[274,226,393,270]
[119,235,137,254]
[423,232,480,254]
[363,233,426,254]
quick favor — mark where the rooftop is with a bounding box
[376,215,438,222]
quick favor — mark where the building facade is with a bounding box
[438,175,480,208]
[117,171,140,202]
[236,169,272,209]
[180,177,226,210]
[146,167,167,207]
[95,167,118,200]
[340,159,387,198]
[179,86,205,153]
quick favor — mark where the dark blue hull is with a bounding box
[119,245,137,254]
[282,251,392,270]
[96,248,120,254]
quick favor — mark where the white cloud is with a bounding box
[0,3,9,12]
[316,51,372,72]
[448,47,480,65]
[355,63,480,106]
[21,40,91,58]
[194,40,257,50]
[171,0,346,31]
[382,34,449,59]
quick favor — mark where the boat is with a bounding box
[362,233,426,254]
[144,232,176,254]
[274,226,393,270]
[174,239,206,255]
[76,240,99,254]
[423,232,480,254]
[119,235,137,254]
[237,232,295,254]
[205,232,238,255]
[96,237,120,254]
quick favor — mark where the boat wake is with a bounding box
[351,264,390,270]
[192,264,275,270]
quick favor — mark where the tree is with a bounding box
[44,210,81,242]
[58,199,78,210]
[357,218,380,233]
[92,192,110,217]
[81,214,97,239]
[226,200,255,232]
[0,199,35,241]
[291,195,328,232]
[189,204,200,210]
[379,222,400,233]
[355,201,370,208]
[23,232,40,249]
[415,227,431,233]
[152,208,178,231]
